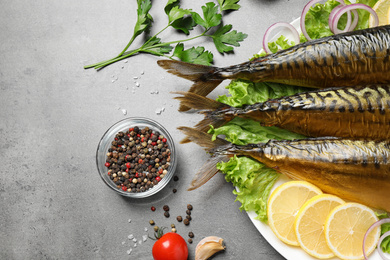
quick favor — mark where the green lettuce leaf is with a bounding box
[217,156,279,222]
[377,212,390,253]
[216,79,310,107]
[209,117,306,145]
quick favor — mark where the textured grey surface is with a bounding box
[1,0,307,259]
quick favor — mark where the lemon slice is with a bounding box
[294,194,345,259]
[324,203,380,260]
[388,5,390,24]
[369,0,390,27]
[267,181,323,246]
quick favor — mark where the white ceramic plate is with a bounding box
[244,17,382,260]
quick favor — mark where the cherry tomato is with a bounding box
[152,232,188,260]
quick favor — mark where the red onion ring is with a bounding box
[329,5,345,32]
[363,218,390,260]
[301,0,346,40]
[329,5,359,33]
[332,3,379,34]
[262,22,300,54]
[378,231,390,260]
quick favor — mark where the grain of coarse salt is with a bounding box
[126,248,132,255]
[135,82,140,87]
[121,109,127,115]
[142,234,148,242]
[128,234,134,240]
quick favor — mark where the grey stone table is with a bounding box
[1,0,307,259]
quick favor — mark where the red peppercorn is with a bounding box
[158,168,163,174]
[122,186,127,191]
[138,159,143,164]
[137,134,140,137]
[129,128,134,131]
[151,142,157,146]
[141,137,145,142]
[105,162,111,167]
[156,176,161,182]
[162,138,167,143]
[126,162,131,168]
[151,206,156,211]
[135,172,139,178]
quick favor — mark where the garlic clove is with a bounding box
[195,236,225,260]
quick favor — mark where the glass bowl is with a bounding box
[96,117,177,198]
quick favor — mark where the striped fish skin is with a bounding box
[230,138,390,212]
[227,25,390,88]
[232,84,390,140]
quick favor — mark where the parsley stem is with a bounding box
[85,30,209,70]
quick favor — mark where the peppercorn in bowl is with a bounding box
[96,117,177,198]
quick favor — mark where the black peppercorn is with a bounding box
[177,216,183,222]
[183,219,190,225]
[187,204,193,210]
[163,205,170,211]
[188,232,194,238]
[164,211,170,218]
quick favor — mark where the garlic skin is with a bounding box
[195,236,225,260]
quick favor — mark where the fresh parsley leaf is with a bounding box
[172,43,213,65]
[171,16,196,34]
[133,0,153,38]
[217,0,241,11]
[164,0,180,15]
[191,2,222,30]
[166,5,191,24]
[210,24,247,53]
[164,0,195,34]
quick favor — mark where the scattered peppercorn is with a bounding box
[188,238,193,244]
[187,204,193,210]
[188,232,194,238]
[186,215,192,221]
[164,211,170,218]
[151,206,156,212]
[171,224,175,228]
[183,219,190,226]
[173,176,179,181]
[171,228,177,233]
[172,189,177,193]
[149,220,155,225]
[163,205,170,211]
[104,126,172,193]
[154,226,159,232]
[186,209,191,215]
[176,216,183,222]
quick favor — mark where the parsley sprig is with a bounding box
[84,0,246,69]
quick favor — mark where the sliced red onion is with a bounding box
[363,218,390,260]
[301,0,346,40]
[378,231,390,260]
[262,22,300,54]
[329,5,345,32]
[332,4,378,34]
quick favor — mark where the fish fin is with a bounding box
[187,155,230,191]
[174,92,234,143]
[157,60,223,111]
[177,126,230,149]
[178,126,232,191]
[173,91,226,111]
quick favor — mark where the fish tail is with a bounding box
[157,60,224,111]
[173,91,235,143]
[177,126,233,191]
